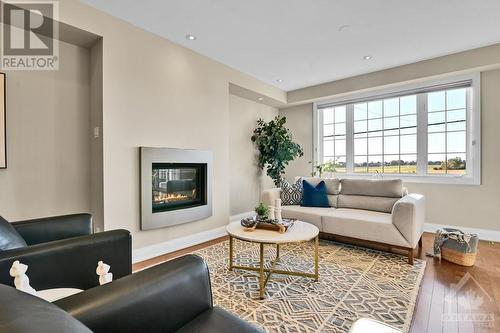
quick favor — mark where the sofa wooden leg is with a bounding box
[418,236,423,247]
[408,249,414,265]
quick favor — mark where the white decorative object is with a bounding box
[275,198,282,221]
[275,208,282,222]
[268,205,275,220]
[275,198,282,210]
[9,260,37,296]
[9,260,83,302]
[96,261,113,285]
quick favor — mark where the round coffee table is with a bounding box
[226,220,319,299]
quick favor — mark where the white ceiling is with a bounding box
[80,0,500,91]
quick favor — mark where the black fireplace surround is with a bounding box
[152,163,207,213]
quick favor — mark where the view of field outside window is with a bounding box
[427,88,467,175]
[320,87,467,175]
[353,95,417,173]
[322,106,346,172]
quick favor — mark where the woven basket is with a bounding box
[441,247,477,266]
[440,228,478,266]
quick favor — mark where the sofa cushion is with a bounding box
[327,195,338,208]
[280,179,302,205]
[301,177,340,195]
[321,208,410,248]
[340,179,403,198]
[281,205,332,231]
[337,194,399,213]
[0,216,27,251]
[302,180,330,208]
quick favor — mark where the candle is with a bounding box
[275,198,282,210]
[268,206,275,220]
[275,208,282,222]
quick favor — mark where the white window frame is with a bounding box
[313,73,481,185]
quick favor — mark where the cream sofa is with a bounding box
[262,178,425,264]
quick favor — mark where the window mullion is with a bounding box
[346,104,354,173]
[416,93,428,176]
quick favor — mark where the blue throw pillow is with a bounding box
[301,180,330,208]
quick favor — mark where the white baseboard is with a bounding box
[132,225,227,263]
[424,223,500,242]
[132,211,256,263]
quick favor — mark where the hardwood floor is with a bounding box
[133,232,500,332]
[132,236,227,271]
[411,233,500,333]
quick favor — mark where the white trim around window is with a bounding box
[313,73,481,185]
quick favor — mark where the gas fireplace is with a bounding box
[152,163,207,213]
[141,147,213,230]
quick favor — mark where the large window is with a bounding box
[314,74,480,184]
[427,89,467,175]
[321,106,346,172]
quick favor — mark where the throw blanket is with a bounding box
[430,228,473,258]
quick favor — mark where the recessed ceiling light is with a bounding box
[186,34,197,41]
[338,24,351,32]
[363,55,373,60]
[276,79,283,83]
[257,97,264,101]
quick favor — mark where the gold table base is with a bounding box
[228,235,319,299]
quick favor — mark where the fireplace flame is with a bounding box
[153,189,196,204]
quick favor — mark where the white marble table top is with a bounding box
[226,220,319,244]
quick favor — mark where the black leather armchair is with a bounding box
[0,255,264,333]
[0,214,131,290]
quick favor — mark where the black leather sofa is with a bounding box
[0,255,264,333]
[0,213,131,290]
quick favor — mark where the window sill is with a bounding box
[322,172,480,185]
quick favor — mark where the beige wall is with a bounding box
[89,39,104,232]
[229,95,277,215]
[279,103,314,182]
[52,0,286,250]
[0,41,91,221]
[280,68,500,232]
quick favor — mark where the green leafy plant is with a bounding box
[251,116,303,186]
[309,159,338,177]
[254,202,269,219]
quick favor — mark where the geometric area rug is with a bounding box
[191,239,426,333]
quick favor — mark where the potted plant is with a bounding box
[309,158,338,177]
[254,203,270,221]
[251,116,303,186]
